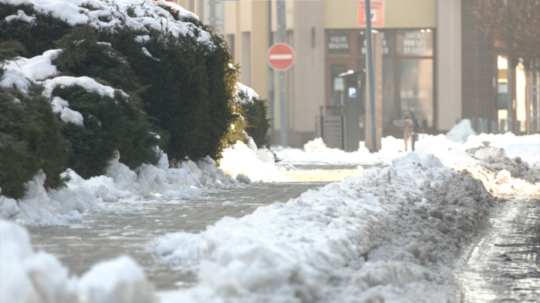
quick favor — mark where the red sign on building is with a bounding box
[357,0,385,27]
[267,43,295,71]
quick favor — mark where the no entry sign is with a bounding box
[267,43,295,71]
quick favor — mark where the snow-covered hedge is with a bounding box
[0,0,255,198]
[0,0,239,165]
[0,83,67,199]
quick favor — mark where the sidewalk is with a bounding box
[28,183,324,290]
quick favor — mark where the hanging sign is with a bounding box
[357,0,385,27]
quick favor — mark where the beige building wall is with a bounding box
[291,0,325,139]
[222,1,268,101]
[324,0,436,29]
[437,0,462,131]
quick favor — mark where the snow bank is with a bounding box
[154,150,528,301]
[0,0,212,46]
[0,151,241,225]
[219,141,286,182]
[153,132,539,302]
[0,219,156,303]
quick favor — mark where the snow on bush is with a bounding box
[0,219,156,303]
[2,49,60,81]
[1,0,210,44]
[154,150,529,301]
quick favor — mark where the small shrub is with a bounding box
[243,98,270,148]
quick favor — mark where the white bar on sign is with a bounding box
[269,54,293,60]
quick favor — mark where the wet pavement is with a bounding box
[28,183,324,290]
[456,196,540,302]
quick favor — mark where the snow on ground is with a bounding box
[153,146,538,302]
[274,136,407,166]
[1,118,539,301]
[0,219,156,303]
[151,127,539,302]
[0,147,268,225]
[0,0,212,46]
[219,141,288,183]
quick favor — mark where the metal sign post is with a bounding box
[277,1,287,147]
[364,0,378,152]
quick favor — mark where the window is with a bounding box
[397,59,433,128]
[396,29,433,57]
[358,59,395,126]
[327,32,350,54]
[358,30,394,56]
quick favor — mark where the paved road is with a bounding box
[28,183,324,290]
[456,196,540,302]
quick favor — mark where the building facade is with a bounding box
[177,0,538,147]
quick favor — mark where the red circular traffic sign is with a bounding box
[267,43,295,71]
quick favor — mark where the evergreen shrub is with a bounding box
[242,98,270,148]
[52,86,160,179]
[0,85,67,199]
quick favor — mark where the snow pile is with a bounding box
[219,141,286,182]
[275,137,407,166]
[446,119,476,143]
[414,133,540,187]
[464,133,540,165]
[0,219,156,303]
[0,0,212,46]
[0,151,241,225]
[153,152,504,302]
[303,137,342,153]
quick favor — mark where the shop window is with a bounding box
[397,59,433,128]
[358,59,395,126]
[396,29,433,57]
[358,30,394,56]
[327,32,350,54]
